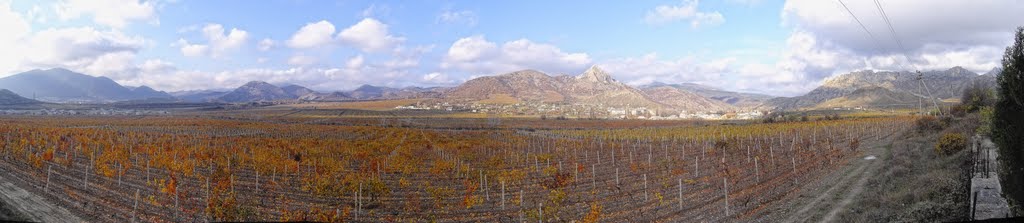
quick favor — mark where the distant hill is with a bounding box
[0,68,174,103]
[444,66,665,108]
[0,89,42,105]
[300,91,353,101]
[281,84,316,98]
[170,90,228,103]
[763,66,996,110]
[442,65,734,113]
[347,84,444,100]
[640,86,735,112]
[643,82,773,109]
[217,81,296,102]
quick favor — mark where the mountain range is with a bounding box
[762,66,996,110]
[0,68,173,103]
[440,66,737,112]
[0,66,999,112]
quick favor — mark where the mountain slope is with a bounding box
[764,67,996,110]
[217,81,295,102]
[281,84,316,98]
[814,86,923,109]
[0,89,42,105]
[562,66,664,108]
[640,86,735,112]
[300,91,353,101]
[444,69,569,103]
[443,66,669,108]
[0,68,173,103]
[644,82,773,108]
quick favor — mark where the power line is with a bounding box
[872,0,942,115]
[837,0,885,54]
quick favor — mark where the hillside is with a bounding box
[0,68,173,103]
[217,81,296,102]
[764,66,996,110]
[0,89,41,105]
[640,86,735,112]
[444,66,672,109]
[644,82,773,108]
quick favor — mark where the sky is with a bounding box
[0,0,1022,96]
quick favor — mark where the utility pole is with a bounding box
[916,71,943,116]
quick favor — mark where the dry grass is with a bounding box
[277,99,426,111]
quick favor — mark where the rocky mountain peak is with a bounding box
[576,65,614,83]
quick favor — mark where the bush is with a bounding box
[977,106,994,136]
[961,81,995,112]
[915,116,943,133]
[935,133,967,155]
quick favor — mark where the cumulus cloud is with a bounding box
[337,18,404,53]
[54,0,156,29]
[18,27,147,79]
[600,53,734,86]
[441,35,591,75]
[645,0,725,28]
[287,20,335,49]
[437,9,477,26]
[287,54,317,66]
[175,24,248,58]
[0,1,31,75]
[782,0,1024,73]
[257,38,274,51]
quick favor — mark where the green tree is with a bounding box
[994,26,1024,208]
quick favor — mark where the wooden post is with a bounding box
[754,157,760,183]
[45,165,51,191]
[724,178,729,217]
[678,178,683,210]
[132,189,139,223]
[644,174,648,202]
[501,180,506,210]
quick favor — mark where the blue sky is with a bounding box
[1,0,1021,96]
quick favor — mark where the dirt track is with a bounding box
[756,132,892,222]
[0,173,82,223]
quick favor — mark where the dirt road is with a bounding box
[0,173,83,223]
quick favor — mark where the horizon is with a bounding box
[12,64,993,96]
[1,0,1021,96]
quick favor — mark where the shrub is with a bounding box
[935,133,967,155]
[915,116,943,133]
[961,81,995,112]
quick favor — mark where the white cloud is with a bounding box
[54,0,156,29]
[287,20,335,49]
[445,35,498,62]
[257,38,274,51]
[600,53,734,86]
[337,18,404,53]
[645,0,725,28]
[346,55,364,69]
[422,72,454,84]
[287,54,317,66]
[437,9,477,26]
[361,4,390,18]
[442,35,591,75]
[175,24,248,58]
[22,27,146,71]
[175,39,207,57]
[0,1,31,75]
[781,0,1024,73]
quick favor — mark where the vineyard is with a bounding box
[0,115,913,222]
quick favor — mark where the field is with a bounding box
[276,99,428,111]
[0,110,915,222]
